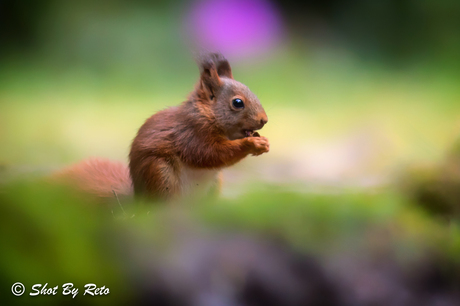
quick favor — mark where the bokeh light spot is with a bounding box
[186,0,283,58]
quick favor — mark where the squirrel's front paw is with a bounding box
[248,136,270,156]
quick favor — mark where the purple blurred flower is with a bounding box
[186,0,283,58]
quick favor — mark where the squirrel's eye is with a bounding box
[232,98,244,109]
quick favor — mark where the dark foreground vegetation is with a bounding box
[1,178,459,306]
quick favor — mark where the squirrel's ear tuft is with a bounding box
[199,55,221,95]
[198,52,233,78]
[211,52,233,79]
[197,52,233,100]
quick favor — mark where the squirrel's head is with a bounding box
[196,53,268,140]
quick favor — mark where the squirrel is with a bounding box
[54,53,269,202]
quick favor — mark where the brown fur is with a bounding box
[57,53,269,202]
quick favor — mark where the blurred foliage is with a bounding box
[401,141,460,219]
[196,189,460,264]
[0,181,130,305]
[1,0,460,66]
[1,180,460,304]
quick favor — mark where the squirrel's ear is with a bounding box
[212,53,233,79]
[198,52,233,100]
[199,57,221,96]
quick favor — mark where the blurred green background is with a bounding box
[1,0,460,187]
[1,0,460,305]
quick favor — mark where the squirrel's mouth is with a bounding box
[243,130,260,138]
[228,129,261,140]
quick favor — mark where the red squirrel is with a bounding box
[55,53,269,202]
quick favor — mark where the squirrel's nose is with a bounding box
[259,114,268,128]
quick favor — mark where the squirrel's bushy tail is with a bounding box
[53,158,133,198]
